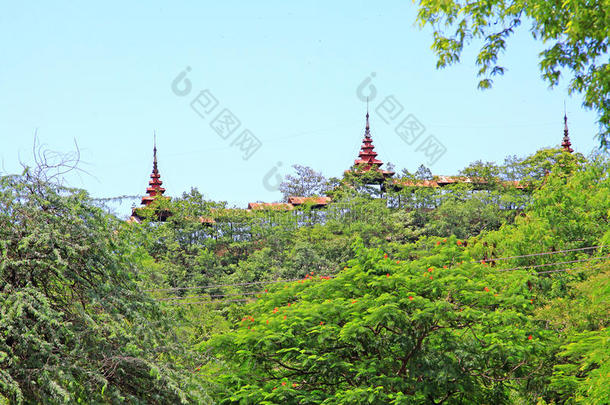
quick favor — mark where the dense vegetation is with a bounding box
[1,147,608,404]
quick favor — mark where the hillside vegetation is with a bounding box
[1,148,608,404]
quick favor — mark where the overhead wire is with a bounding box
[169,298,255,305]
[496,255,610,272]
[146,276,336,293]
[475,245,606,263]
[156,290,266,301]
[148,245,610,304]
[162,261,609,305]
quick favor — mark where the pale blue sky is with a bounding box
[0,1,601,215]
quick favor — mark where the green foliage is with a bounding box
[207,239,549,404]
[426,190,508,239]
[0,174,209,404]
[538,270,610,404]
[279,165,329,201]
[5,147,607,403]
[198,153,609,404]
[415,0,610,148]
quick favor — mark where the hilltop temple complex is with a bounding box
[130,111,575,219]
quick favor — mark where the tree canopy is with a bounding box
[2,147,608,404]
[415,0,610,149]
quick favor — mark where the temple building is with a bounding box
[130,111,575,218]
[131,138,171,222]
[350,110,395,179]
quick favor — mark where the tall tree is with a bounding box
[207,240,548,404]
[414,164,434,180]
[279,165,329,201]
[0,173,207,404]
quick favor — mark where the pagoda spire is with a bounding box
[152,132,158,173]
[353,109,394,177]
[561,113,574,153]
[141,134,166,206]
[365,103,371,138]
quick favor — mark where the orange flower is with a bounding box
[396,260,400,264]
[386,273,390,277]
[436,241,440,245]
[481,260,486,264]
[457,240,462,245]
[287,302,291,307]
[528,335,533,340]
[292,383,297,388]
[351,300,357,304]
[408,296,414,300]
[427,267,433,272]
[531,299,534,303]
[264,289,268,293]
[282,381,286,386]
[273,307,278,313]
[266,320,269,324]
[283,315,287,320]
[310,271,314,275]
[320,321,324,325]
[384,254,388,259]
[443,238,447,242]
[484,287,490,292]
[443,265,448,269]
[429,275,433,280]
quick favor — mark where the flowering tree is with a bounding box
[207,239,548,404]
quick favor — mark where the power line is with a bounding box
[160,263,609,305]
[163,266,608,305]
[146,276,335,293]
[534,266,607,275]
[165,298,255,305]
[146,245,607,295]
[497,255,610,272]
[146,278,302,292]
[476,245,606,264]
[156,290,266,301]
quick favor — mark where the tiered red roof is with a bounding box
[353,111,394,177]
[141,142,166,206]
